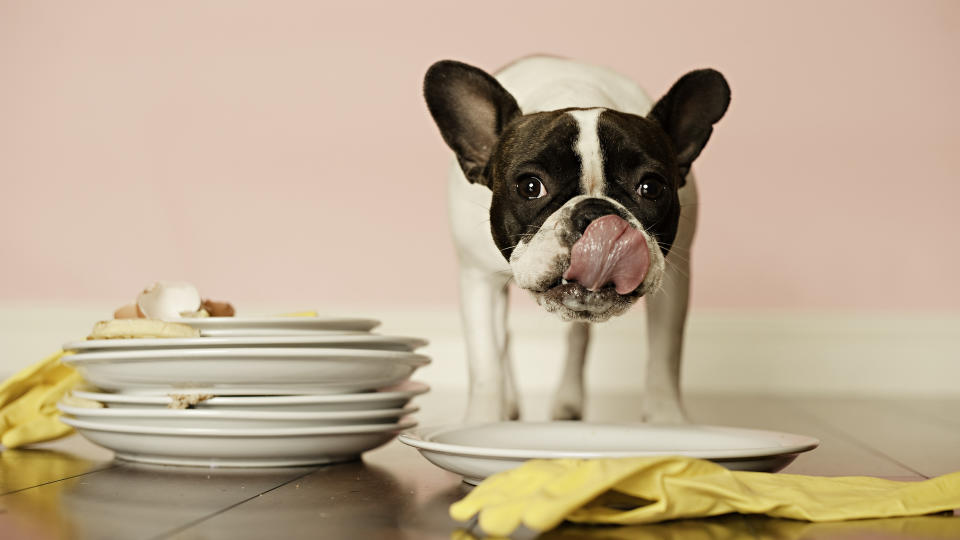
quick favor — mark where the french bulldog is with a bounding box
[423,56,730,423]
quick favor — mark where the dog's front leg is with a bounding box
[642,177,698,423]
[550,322,590,420]
[459,267,518,423]
[643,265,690,423]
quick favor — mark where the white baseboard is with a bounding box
[1,302,958,398]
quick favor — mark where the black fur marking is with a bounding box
[488,111,583,258]
[423,60,521,187]
[648,69,731,180]
[596,110,682,256]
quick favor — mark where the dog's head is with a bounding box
[424,60,729,322]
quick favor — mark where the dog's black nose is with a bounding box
[571,199,622,234]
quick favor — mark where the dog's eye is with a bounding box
[638,176,667,200]
[516,176,547,200]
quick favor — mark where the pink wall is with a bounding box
[1,1,958,310]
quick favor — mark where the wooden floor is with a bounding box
[1,393,958,539]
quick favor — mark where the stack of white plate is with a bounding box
[58,316,430,467]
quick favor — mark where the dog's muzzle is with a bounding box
[509,196,660,323]
[563,214,649,295]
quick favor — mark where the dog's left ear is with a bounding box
[423,60,521,188]
[649,69,731,183]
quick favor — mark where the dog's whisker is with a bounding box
[663,252,692,271]
[663,265,690,282]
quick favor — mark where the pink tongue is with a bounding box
[563,215,649,294]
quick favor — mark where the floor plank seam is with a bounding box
[781,399,931,479]
[149,468,320,540]
[0,464,119,497]
[898,401,960,431]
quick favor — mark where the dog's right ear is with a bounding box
[424,60,521,187]
[648,69,730,183]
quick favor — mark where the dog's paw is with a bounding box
[551,402,583,421]
[463,399,520,423]
[640,398,688,424]
[551,383,585,420]
[550,393,584,421]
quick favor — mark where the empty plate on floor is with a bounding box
[399,422,819,484]
[63,348,429,394]
[61,416,416,467]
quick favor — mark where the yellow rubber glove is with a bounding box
[0,351,81,449]
[452,514,960,540]
[450,456,960,537]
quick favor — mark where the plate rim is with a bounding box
[62,347,431,367]
[63,334,429,352]
[58,402,419,420]
[60,416,417,436]
[70,380,430,405]
[398,422,820,461]
[165,316,380,331]
[111,453,360,467]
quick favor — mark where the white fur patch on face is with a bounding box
[509,200,579,291]
[567,108,605,197]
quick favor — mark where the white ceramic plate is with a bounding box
[64,334,428,353]
[400,422,820,484]
[61,416,416,467]
[199,329,364,337]
[70,381,429,411]
[58,402,418,429]
[168,316,380,334]
[63,348,430,395]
